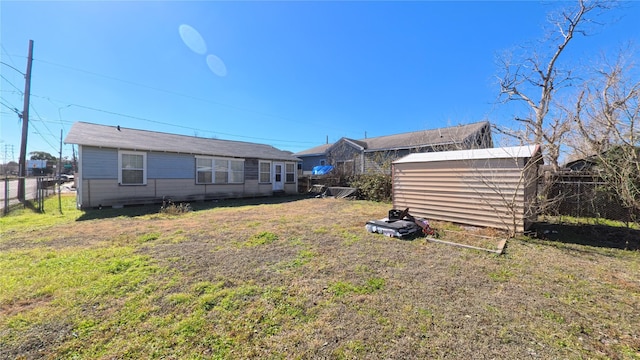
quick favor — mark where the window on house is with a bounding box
[259,161,271,183]
[214,159,229,184]
[196,157,244,184]
[320,159,326,166]
[230,160,244,183]
[119,151,146,185]
[196,158,213,183]
[285,163,295,183]
[336,160,355,175]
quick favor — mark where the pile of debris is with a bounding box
[365,208,437,239]
[309,185,358,199]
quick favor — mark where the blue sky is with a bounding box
[1,1,638,162]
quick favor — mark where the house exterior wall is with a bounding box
[296,123,495,176]
[392,156,538,234]
[77,146,297,208]
[78,179,275,208]
[326,141,363,175]
[363,149,417,174]
[82,147,119,179]
[299,155,327,172]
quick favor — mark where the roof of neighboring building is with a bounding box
[296,143,332,156]
[65,122,300,162]
[564,157,598,171]
[393,144,541,164]
[294,121,491,156]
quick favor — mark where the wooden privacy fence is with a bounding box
[392,145,542,235]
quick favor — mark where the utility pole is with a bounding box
[72,145,77,173]
[58,129,62,213]
[17,40,33,202]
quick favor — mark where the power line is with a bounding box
[0,98,21,115]
[1,45,20,68]
[29,93,317,145]
[0,74,24,94]
[0,89,23,94]
[30,121,58,151]
[29,104,57,140]
[28,117,75,125]
[34,57,328,129]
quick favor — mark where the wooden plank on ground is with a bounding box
[425,236,507,255]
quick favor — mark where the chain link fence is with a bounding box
[543,171,638,223]
[2,177,58,215]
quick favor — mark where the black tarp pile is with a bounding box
[366,208,437,239]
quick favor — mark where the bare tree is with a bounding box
[497,0,615,170]
[572,49,640,228]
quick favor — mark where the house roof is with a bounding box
[64,122,300,162]
[295,143,332,156]
[564,157,598,171]
[393,144,541,164]
[294,121,490,156]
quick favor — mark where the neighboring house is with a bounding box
[563,157,598,172]
[64,122,300,209]
[295,121,492,175]
[563,145,640,172]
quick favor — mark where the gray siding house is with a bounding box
[64,122,300,209]
[295,121,492,175]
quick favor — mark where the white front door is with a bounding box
[273,162,284,191]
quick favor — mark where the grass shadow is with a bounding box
[75,195,309,221]
[531,222,640,251]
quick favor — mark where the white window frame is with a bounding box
[196,157,213,184]
[285,162,296,183]
[118,150,147,185]
[229,159,244,183]
[195,156,244,184]
[259,161,271,183]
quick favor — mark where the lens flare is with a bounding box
[178,24,207,55]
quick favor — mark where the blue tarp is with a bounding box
[312,165,334,175]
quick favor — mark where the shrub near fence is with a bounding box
[348,173,392,202]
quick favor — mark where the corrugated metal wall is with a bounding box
[392,146,541,234]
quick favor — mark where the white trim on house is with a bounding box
[259,160,271,183]
[285,163,296,183]
[76,145,83,209]
[118,150,147,185]
[273,162,284,191]
[195,156,245,184]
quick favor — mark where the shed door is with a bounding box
[273,162,284,191]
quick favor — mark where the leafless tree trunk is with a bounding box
[571,49,640,230]
[497,0,614,170]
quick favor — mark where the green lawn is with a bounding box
[1,195,639,359]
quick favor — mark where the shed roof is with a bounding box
[295,121,490,156]
[65,122,300,162]
[393,144,541,164]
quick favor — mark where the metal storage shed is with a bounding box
[392,145,542,235]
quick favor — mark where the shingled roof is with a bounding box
[295,121,490,156]
[65,122,300,162]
